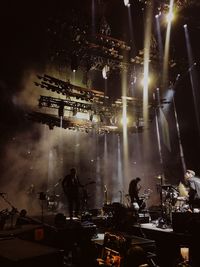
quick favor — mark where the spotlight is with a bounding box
[166,12,174,23]
[183,24,187,28]
[102,65,110,79]
[140,76,151,86]
[123,0,130,7]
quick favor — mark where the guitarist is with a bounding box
[128,177,144,211]
[62,168,82,219]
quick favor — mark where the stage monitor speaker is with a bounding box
[0,237,63,267]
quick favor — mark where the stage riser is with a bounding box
[172,212,200,234]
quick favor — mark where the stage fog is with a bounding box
[0,70,162,215]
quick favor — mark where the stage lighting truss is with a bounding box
[69,32,129,72]
[35,74,105,101]
[69,27,161,73]
[46,16,167,81]
[31,74,145,134]
[27,109,144,134]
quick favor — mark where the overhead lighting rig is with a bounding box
[35,74,105,102]
[47,13,162,76]
[27,110,144,134]
[95,33,131,52]
[29,74,146,134]
[38,95,93,113]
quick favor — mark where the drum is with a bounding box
[174,196,187,211]
[46,194,60,211]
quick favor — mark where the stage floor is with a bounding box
[140,222,173,232]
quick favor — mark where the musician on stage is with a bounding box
[184,169,200,210]
[62,167,82,219]
[128,177,144,211]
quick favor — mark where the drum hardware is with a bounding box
[46,193,60,211]
[46,178,63,212]
[0,193,18,229]
[156,184,178,227]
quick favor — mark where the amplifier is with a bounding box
[138,213,150,223]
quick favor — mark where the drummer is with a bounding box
[184,170,200,210]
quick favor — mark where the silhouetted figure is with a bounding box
[184,170,200,210]
[129,177,144,211]
[124,245,149,267]
[62,168,82,219]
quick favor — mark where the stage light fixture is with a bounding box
[89,114,93,121]
[102,65,110,79]
[73,108,77,116]
[58,101,65,117]
[124,0,130,7]
[166,12,174,23]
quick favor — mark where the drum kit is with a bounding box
[161,184,189,223]
[46,180,95,212]
[44,180,189,218]
[46,179,62,212]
